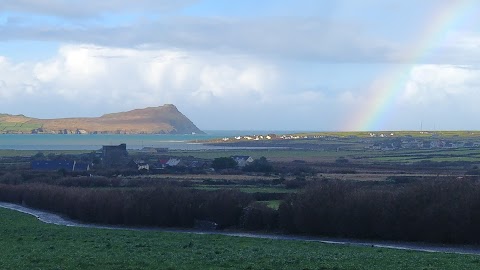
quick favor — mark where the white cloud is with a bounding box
[395,31,480,64]
[324,63,480,131]
[0,43,350,129]
[402,65,480,104]
[0,56,39,99]
[3,48,480,130]
[397,64,480,130]
[2,1,479,65]
[1,1,480,65]
[0,16,397,63]
[0,44,284,123]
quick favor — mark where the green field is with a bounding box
[163,149,355,161]
[1,147,476,163]
[0,121,42,133]
[261,200,282,209]
[0,207,479,270]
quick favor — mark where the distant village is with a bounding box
[215,131,480,151]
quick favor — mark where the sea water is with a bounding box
[0,130,296,150]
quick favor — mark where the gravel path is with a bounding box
[2,202,480,256]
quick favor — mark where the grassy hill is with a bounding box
[0,114,42,133]
[0,104,203,134]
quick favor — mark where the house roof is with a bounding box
[31,160,90,172]
[159,159,169,165]
[31,160,74,171]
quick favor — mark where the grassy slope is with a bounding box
[0,105,202,134]
[0,208,479,270]
[0,117,42,133]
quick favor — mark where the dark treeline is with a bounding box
[4,178,480,244]
[0,184,253,229]
[279,179,480,244]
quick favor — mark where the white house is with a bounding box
[231,156,254,167]
[166,158,181,167]
[131,160,150,171]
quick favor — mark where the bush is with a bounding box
[212,157,237,171]
[196,189,252,228]
[0,173,23,184]
[240,202,278,230]
[243,157,273,173]
[284,177,307,189]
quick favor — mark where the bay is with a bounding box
[0,130,298,150]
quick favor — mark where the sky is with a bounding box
[1,0,480,131]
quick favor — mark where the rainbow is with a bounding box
[345,0,476,131]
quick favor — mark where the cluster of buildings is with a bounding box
[220,134,314,142]
[30,143,255,173]
[222,135,276,141]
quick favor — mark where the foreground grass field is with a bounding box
[1,208,479,270]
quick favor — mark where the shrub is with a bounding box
[212,157,237,170]
[243,157,273,173]
[240,202,278,230]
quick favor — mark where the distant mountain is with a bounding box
[0,104,204,134]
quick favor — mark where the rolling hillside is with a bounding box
[0,104,204,134]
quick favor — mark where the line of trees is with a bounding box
[3,178,480,244]
[0,184,253,228]
[279,179,480,244]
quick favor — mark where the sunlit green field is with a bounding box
[166,149,346,160]
[0,122,42,133]
[0,207,479,270]
[261,200,282,210]
[1,147,477,163]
